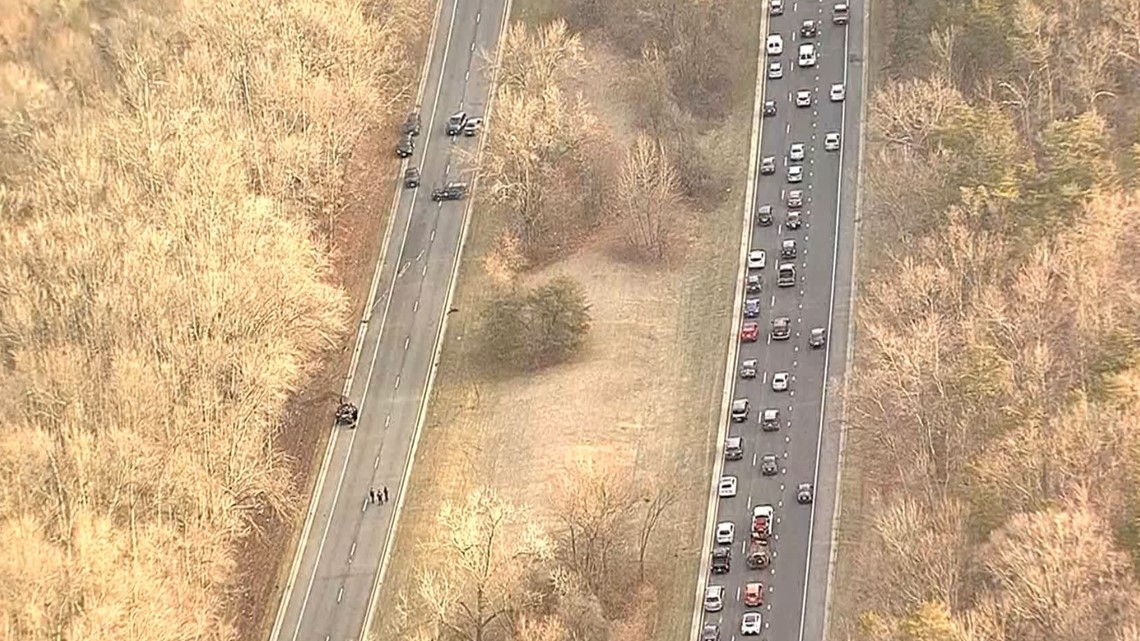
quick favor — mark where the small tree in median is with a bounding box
[478,276,592,372]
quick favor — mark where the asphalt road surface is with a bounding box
[696,1,865,640]
[269,0,509,639]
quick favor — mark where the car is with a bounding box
[787,165,803,183]
[705,585,726,612]
[761,454,778,476]
[767,61,783,79]
[786,210,802,229]
[789,142,805,161]
[825,132,841,151]
[725,436,744,460]
[833,2,849,24]
[766,34,784,55]
[748,249,766,270]
[746,274,763,293]
[741,322,760,342]
[741,612,763,636]
[798,43,817,67]
[744,298,762,318]
[771,316,791,340]
[741,359,758,378]
[761,408,780,430]
[796,89,812,107]
[787,189,804,207]
[801,19,819,37]
[719,476,738,497]
[772,371,790,391]
[702,622,722,641]
[431,182,469,201]
[716,522,736,545]
[830,83,846,101]
[403,167,421,189]
[462,117,483,136]
[744,582,765,607]
[763,100,777,117]
[770,0,784,15]
[760,156,776,175]
[798,482,814,504]
[731,398,750,422]
[810,327,827,348]
[402,110,422,136]
[756,204,774,226]
[777,262,796,287]
[710,548,731,575]
[781,239,797,258]
[446,111,468,135]
[396,134,415,158]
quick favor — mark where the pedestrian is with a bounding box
[383,486,389,504]
[369,488,377,504]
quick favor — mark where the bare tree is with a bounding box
[416,489,552,641]
[611,134,682,261]
[635,477,678,582]
[554,457,638,595]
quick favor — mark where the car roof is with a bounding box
[726,436,742,445]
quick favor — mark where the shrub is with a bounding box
[478,277,592,371]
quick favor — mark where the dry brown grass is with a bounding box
[0,0,431,638]
[375,15,759,636]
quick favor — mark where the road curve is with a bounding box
[268,0,510,639]
[692,0,866,640]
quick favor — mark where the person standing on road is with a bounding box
[369,488,377,504]
[382,486,389,504]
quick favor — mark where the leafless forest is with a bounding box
[0,0,426,638]
[841,0,1140,639]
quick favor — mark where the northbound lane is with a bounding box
[269,0,510,639]
[694,0,865,640]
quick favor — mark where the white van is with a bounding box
[798,43,817,67]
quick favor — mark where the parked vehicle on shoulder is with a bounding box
[462,117,482,136]
[446,111,468,135]
[396,134,415,158]
[403,167,420,189]
[403,110,422,136]
[431,182,468,201]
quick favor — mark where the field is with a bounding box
[372,8,761,639]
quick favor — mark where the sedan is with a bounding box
[766,34,784,56]
[786,210,802,229]
[801,19,819,37]
[719,476,738,498]
[705,586,725,612]
[740,358,758,378]
[763,100,777,117]
[810,327,827,348]
[741,612,763,636]
[748,249,766,270]
[768,62,783,79]
[760,156,776,175]
[797,482,814,504]
[760,454,778,476]
[770,0,784,15]
[789,142,805,161]
[716,522,735,545]
[772,371,790,391]
[746,274,762,293]
[825,132,841,151]
[781,239,797,258]
[756,204,774,226]
[744,298,762,318]
[744,582,765,607]
[741,322,760,342]
[796,89,812,107]
[787,165,803,183]
[787,189,804,207]
[830,83,846,101]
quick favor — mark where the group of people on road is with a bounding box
[369,486,389,505]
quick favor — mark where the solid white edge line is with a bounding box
[796,7,855,641]
[357,0,514,639]
[688,4,770,641]
[818,1,871,637]
[267,0,448,638]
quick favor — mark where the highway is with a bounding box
[268,0,509,639]
[693,0,865,640]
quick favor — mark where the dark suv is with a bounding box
[801,19,819,37]
[431,182,468,201]
[396,134,414,158]
[403,167,420,189]
[403,110,422,136]
[763,100,777,117]
[711,547,731,574]
[756,205,774,226]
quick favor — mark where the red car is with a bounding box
[744,582,764,607]
[741,322,760,342]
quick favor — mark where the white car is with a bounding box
[798,43,817,67]
[705,585,725,612]
[716,522,735,545]
[787,189,804,207]
[766,34,784,56]
[761,156,776,174]
[787,165,803,183]
[796,89,812,107]
[719,476,738,497]
[742,612,763,636]
[772,371,790,391]
[830,83,846,101]
[768,61,783,79]
[825,132,841,151]
[748,249,767,270]
[770,0,784,15]
[789,142,805,161]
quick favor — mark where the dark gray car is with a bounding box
[761,454,778,476]
[403,167,420,189]
[431,182,468,201]
[396,134,414,158]
[744,298,761,318]
[756,204,774,226]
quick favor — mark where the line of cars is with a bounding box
[395,108,481,201]
[700,3,849,640]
